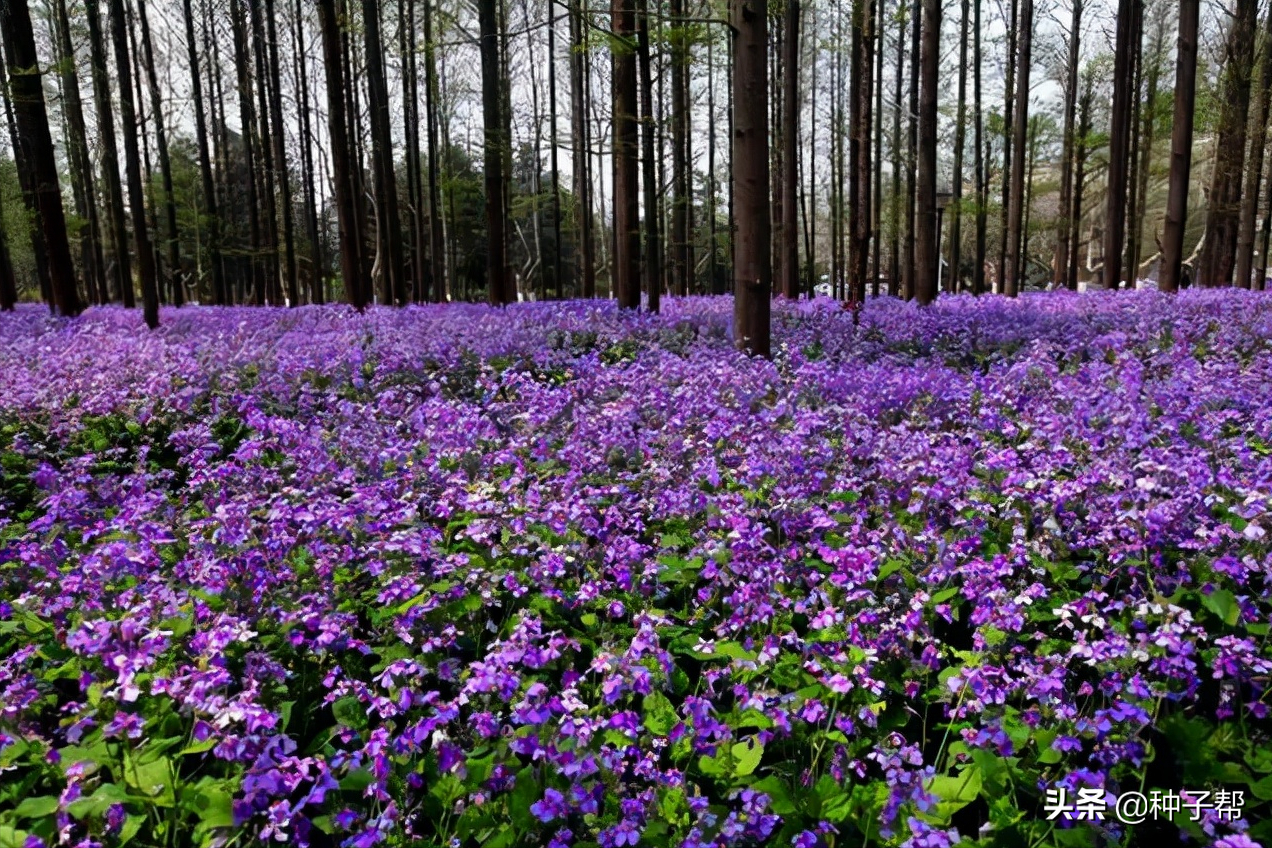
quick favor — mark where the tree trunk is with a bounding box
[230,0,265,304]
[135,0,181,305]
[1236,4,1272,290]
[361,0,406,305]
[479,0,512,304]
[317,0,365,308]
[997,0,1017,293]
[612,0,640,308]
[53,0,106,305]
[972,0,985,294]
[637,0,661,312]
[263,0,298,305]
[914,0,938,304]
[548,0,563,299]
[294,0,323,304]
[1198,0,1257,287]
[1053,0,1081,290]
[108,0,157,326]
[248,0,280,303]
[569,0,595,298]
[871,0,884,295]
[948,0,968,293]
[0,0,79,315]
[1131,12,1164,284]
[780,0,800,299]
[1004,0,1031,297]
[903,0,918,299]
[1103,0,1141,290]
[890,1,904,295]
[182,0,225,304]
[848,0,874,304]
[731,0,771,356]
[84,0,132,306]
[423,0,446,300]
[1069,75,1092,290]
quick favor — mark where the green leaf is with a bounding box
[118,814,145,846]
[332,696,368,730]
[13,796,58,820]
[642,690,677,736]
[1202,589,1240,626]
[507,767,539,831]
[731,737,764,777]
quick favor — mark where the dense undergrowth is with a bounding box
[1,292,1270,848]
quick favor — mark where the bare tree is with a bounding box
[731,0,771,354]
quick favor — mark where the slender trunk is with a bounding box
[972,0,985,294]
[548,0,563,299]
[1104,0,1140,290]
[54,0,106,304]
[612,0,641,308]
[732,0,771,356]
[1068,76,1092,290]
[0,0,80,315]
[1131,15,1163,283]
[890,1,903,295]
[569,0,595,297]
[183,0,225,304]
[262,0,298,305]
[997,0,1017,293]
[848,0,874,304]
[1236,5,1272,289]
[1004,0,1031,297]
[871,0,884,295]
[361,0,405,304]
[1053,0,1081,290]
[230,0,265,303]
[109,0,157,325]
[479,0,512,304]
[947,0,968,293]
[423,0,446,300]
[780,0,800,298]
[637,0,661,311]
[903,0,919,299]
[136,0,181,305]
[914,0,938,304]
[295,0,324,304]
[249,0,280,303]
[317,0,365,308]
[85,0,132,306]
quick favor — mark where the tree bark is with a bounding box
[262,0,298,305]
[1236,4,1272,290]
[423,0,446,300]
[1198,0,1257,287]
[914,0,938,304]
[0,0,79,316]
[84,0,132,306]
[135,0,181,305]
[612,0,640,308]
[53,0,106,305]
[361,0,406,305]
[997,0,1017,293]
[1004,0,1031,297]
[569,0,595,298]
[949,0,968,293]
[637,0,661,312]
[182,0,226,304]
[317,0,365,308]
[972,0,985,294]
[1069,74,1092,290]
[1103,0,1142,290]
[1053,0,1081,290]
[848,0,874,304]
[780,0,800,299]
[903,0,918,299]
[108,0,157,325]
[731,0,771,355]
[479,0,512,304]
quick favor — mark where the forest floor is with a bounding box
[1,292,1270,848]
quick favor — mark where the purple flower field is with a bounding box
[1,292,1270,848]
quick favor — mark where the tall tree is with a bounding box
[569,0,595,298]
[479,0,512,304]
[53,0,106,305]
[1236,3,1272,290]
[848,0,874,303]
[0,0,80,315]
[731,0,770,355]
[182,0,226,304]
[423,0,446,300]
[997,0,1017,292]
[317,0,365,308]
[1004,0,1032,297]
[1159,1,1198,293]
[1103,0,1141,290]
[362,0,406,304]
[972,0,986,294]
[1198,0,1257,287]
[637,0,660,311]
[913,0,938,304]
[903,0,918,298]
[890,0,904,295]
[612,0,640,308]
[948,0,969,293]
[135,0,181,305]
[1052,0,1081,290]
[84,0,132,306]
[780,0,800,299]
[108,0,157,325]
[263,0,298,305]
